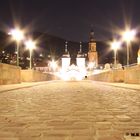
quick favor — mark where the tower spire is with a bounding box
[65,41,68,53]
[79,41,82,53]
[88,30,98,67]
[90,29,94,42]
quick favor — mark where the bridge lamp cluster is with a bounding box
[8,28,37,69]
[122,29,136,66]
[111,28,136,67]
[8,28,24,66]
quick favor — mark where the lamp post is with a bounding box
[111,40,121,69]
[9,29,24,66]
[25,40,36,69]
[122,29,136,66]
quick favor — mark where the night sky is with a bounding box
[0,0,140,42]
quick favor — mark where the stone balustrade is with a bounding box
[88,69,124,83]
[0,63,21,85]
[124,65,140,84]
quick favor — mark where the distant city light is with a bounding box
[39,53,43,57]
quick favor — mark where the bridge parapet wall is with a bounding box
[124,65,140,84]
[21,70,59,82]
[89,69,124,83]
[0,63,21,85]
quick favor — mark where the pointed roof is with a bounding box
[89,29,95,42]
[77,42,85,58]
[62,41,70,58]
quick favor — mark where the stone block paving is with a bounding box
[0,81,140,140]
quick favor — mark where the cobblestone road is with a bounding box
[0,81,140,140]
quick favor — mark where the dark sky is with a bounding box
[0,0,140,41]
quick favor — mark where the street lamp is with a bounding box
[25,40,36,69]
[122,29,136,66]
[111,40,121,68]
[9,28,24,66]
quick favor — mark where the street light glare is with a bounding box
[122,30,136,42]
[25,39,36,69]
[9,29,24,42]
[111,41,121,50]
[25,40,36,50]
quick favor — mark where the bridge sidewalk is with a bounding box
[92,81,140,91]
[0,81,56,93]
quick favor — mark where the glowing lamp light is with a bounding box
[8,28,24,66]
[122,30,136,42]
[25,40,36,50]
[122,29,136,66]
[111,40,121,50]
[9,28,24,42]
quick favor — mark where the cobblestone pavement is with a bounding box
[0,81,140,140]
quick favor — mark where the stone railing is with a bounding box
[21,70,60,82]
[0,63,21,85]
[88,69,124,83]
[124,65,140,84]
[0,63,60,85]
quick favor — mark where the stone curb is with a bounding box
[0,80,59,93]
[92,81,140,91]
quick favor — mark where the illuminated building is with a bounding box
[88,30,98,68]
[61,41,71,71]
[76,42,85,68]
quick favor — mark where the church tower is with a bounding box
[88,30,98,67]
[61,41,71,71]
[76,42,85,68]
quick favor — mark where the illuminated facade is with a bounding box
[61,41,71,71]
[76,42,85,68]
[88,30,98,68]
[61,42,86,80]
